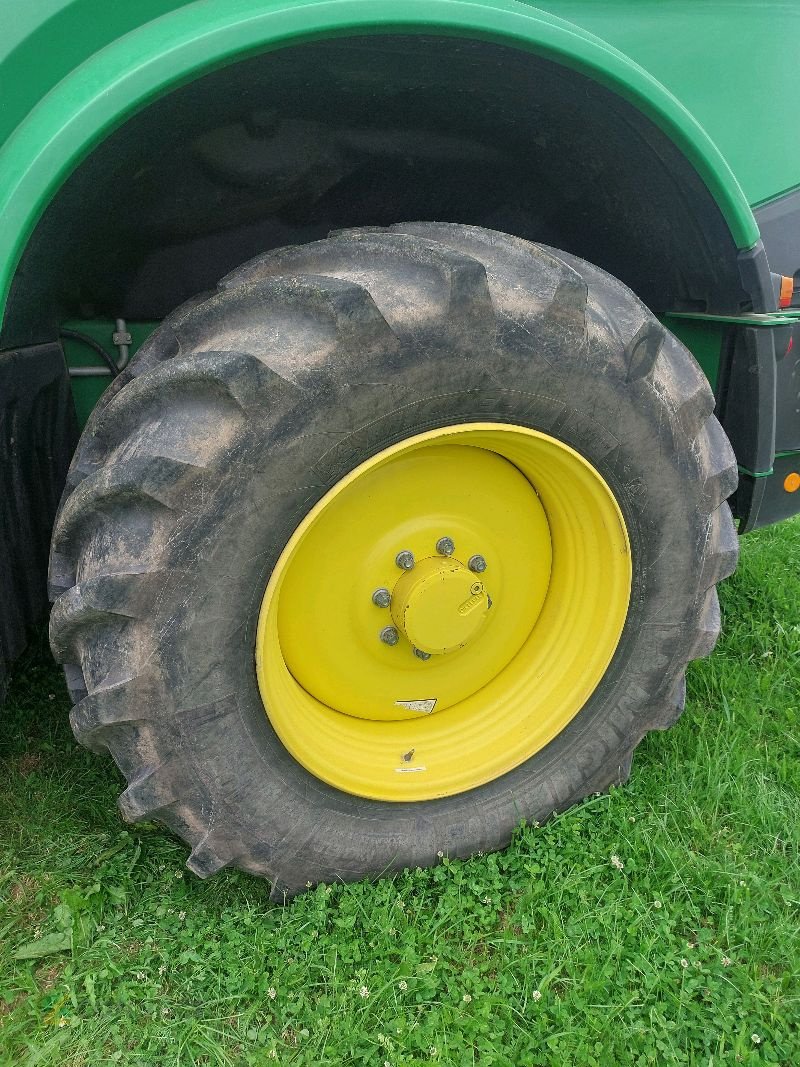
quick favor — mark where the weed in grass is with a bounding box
[0,519,798,1064]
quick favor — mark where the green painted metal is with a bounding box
[666,310,800,329]
[0,0,765,335]
[739,467,774,479]
[536,2,800,210]
[660,317,725,389]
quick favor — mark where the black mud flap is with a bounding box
[0,343,77,699]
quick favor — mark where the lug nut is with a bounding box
[372,587,391,608]
[379,625,400,646]
[468,554,487,573]
[395,550,415,570]
[435,536,455,556]
[413,647,432,661]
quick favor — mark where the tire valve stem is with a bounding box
[379,625,400,646]
[372,587,391,608]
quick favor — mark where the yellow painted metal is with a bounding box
[391,557,489,656]
[275,442,550,722]
[256,424,631,801]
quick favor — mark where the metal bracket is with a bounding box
[67,317,131,377]
[666,309,800,328]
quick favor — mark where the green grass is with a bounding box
[1,520,799,1066]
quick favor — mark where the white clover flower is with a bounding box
[437,850,444,858]
[174,871,183,879]
[653,900,662,909]
[136,971,147,981]
[532,990,542,1002]
[306,881,313,888]
[680,959,689,969]
[359,985,370,998]
[398,980,408,991]
[178,911,186,921]
[482,897,492,905]
[610,855,624,871]
[158,964,166,976]
[429,1048,437,1057]
[462,993,472,1003]
[267,987,277,1000]
[721,955,732,967]
[58,1017,67,1028]
[751,1034,762,1045]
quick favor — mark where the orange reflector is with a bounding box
[784,472,800,494]
[779,275,794,309]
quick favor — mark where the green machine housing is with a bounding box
[1,0,799,691]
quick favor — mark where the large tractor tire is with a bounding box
[49,224,738,897]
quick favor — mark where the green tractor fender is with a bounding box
[0,0,761,332]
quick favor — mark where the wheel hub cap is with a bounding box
[391,557,489,655]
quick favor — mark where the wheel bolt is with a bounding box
[435,536,455,556]
[468,554,487,573]
[395,550,415,570]
[379,625,400,646]
[372,587,391,608]
[413,647,431,661]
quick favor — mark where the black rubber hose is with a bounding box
[60,328,120,376]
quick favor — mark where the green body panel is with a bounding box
[537,1,800,208]
[0,0,783,336]
[658,318,726,390]
[1,1,794,210]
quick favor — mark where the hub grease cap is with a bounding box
[391,556,489,655]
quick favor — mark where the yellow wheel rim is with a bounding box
[256,423,631,801]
